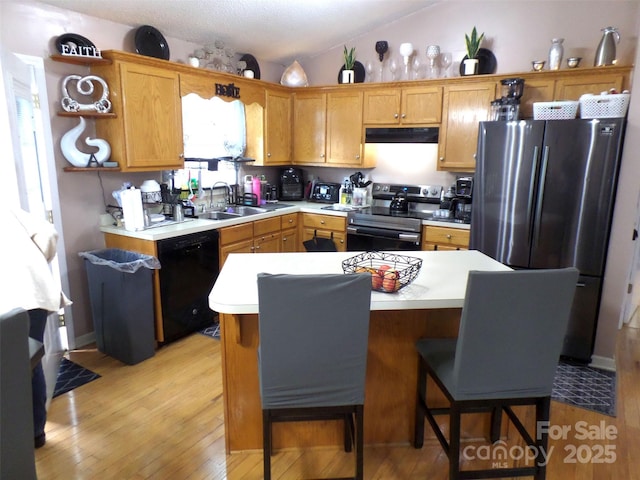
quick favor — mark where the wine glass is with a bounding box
[365,61,374,82]
[375,41,388,81]
[388,58,398,81]
[440,52,453,78]
[399,43,414,80]
[412,57,422,80]
[426,45,440,79]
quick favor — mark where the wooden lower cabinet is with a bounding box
[422,225,470,251]
[301,213,347,251]
[280,213,299,253]
[219,217,282,267]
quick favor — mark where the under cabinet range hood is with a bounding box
[365,127,439,144]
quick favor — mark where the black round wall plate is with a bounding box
[135,25,170,60]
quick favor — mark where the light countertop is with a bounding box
[209,250,510,314]
[100,201,469,241]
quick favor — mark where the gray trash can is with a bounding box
[80,249,160,365]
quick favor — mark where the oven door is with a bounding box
[347,225,421,251]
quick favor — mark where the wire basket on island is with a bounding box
[342,251,422,293]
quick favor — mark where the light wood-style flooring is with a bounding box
[36,323,640,479]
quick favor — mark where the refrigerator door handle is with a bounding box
[532,145,550,248]
[527,145,540,241]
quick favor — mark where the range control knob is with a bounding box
[430,187,440,196]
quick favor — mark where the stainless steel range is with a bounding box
[345,182,443,251]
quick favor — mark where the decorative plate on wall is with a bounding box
[458,48,497,75]
[239,54,261,79]
[337,61,366,83]
[134,25,170,60]
[55,33,96,54]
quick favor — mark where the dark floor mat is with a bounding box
[198,322,220,340]
[53,357,101,398]
[552,361,616,416]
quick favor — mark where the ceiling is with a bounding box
[39,0,437,65]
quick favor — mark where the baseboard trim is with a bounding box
[74,331,96,349]
[590,355,616,372]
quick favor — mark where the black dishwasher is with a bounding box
[156,230,219,345]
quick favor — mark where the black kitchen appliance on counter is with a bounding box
[279,167,304,201]
[310,182,341,203]
[450,176,473,223]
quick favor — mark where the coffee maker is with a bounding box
[491,78,525,121]
[279,167,304,201]
[450,177,473,223]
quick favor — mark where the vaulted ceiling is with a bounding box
[39,0,438,65]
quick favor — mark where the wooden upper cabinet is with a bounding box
[438,82,494,172]
[265,90,291,164]
[363,86,442,125]
[554,72,625,100]
[92,53,184,171]
[292,91,327,164]
[326,90,366,167]
[246,88,292,166]
[516,78,555,119]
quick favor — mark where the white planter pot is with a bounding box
[342,69,355,84]
[463,58,479,76]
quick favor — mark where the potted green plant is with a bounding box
[342,45,356,83]
[463,27,484,75]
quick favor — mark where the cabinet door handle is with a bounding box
[394,113,399,119]
[320,220,325,224]
[283,237,288,242]
[401,113,406,119]
[446,234,452,239]
[355,154,360,159]
[179,153,184,158]
[320,153,325,158]
[439,157,445,162]
[288,219,293,224]
[267,152,271,157]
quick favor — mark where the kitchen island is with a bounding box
[209,250,510,453]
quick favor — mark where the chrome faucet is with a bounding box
[210,181,233,209]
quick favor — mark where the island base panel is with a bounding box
[219,309,510,452]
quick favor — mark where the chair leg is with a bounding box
[356,405,364,480]
[490,406,502,443]
[263,409,272,480]
[449,403,461,480]
[414,355,427,448]
[344,412,353,452]
[535,397,551,480]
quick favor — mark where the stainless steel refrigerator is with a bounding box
[470,118,625,362]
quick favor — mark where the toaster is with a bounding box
[310,182,341,203]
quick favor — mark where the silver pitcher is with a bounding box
[594,27,620,66]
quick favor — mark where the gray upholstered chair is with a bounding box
[414,268,578,480]
[1,308,38,480]
[257,272,372,480]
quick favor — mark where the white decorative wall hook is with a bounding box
[61,74,112,113]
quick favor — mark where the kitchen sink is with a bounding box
[224,205,267,215]
[199,205,269,221]
[200,211,241,220]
